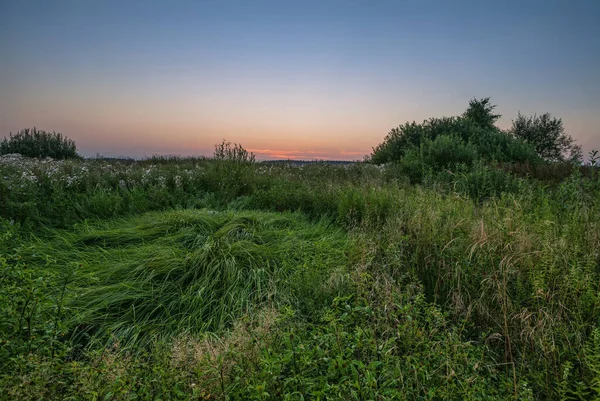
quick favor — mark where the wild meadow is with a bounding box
[1,102,600,400]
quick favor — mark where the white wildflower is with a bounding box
[173,175,182,188]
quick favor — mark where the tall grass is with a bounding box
[2,156,600,399]
[28,209,349,349]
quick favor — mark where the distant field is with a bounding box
[1,153,599,400]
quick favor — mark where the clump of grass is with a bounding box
[46,209,349,348]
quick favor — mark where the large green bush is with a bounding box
[0,128,80,159]
[369,99,541,167]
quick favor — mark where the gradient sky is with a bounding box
[1,0,599,160]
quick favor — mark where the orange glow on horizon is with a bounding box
[248,148,366,161]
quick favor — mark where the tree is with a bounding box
[462,97,501,130]
[509,112,582,163]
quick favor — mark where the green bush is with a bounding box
[471,128,541,164]
[213,139,255,163]
[510,112,583,163]
[1,128,80,159]
[368,98,541,168]
[423,134,478,169]
[452,162,524,201]
[462,97,502,130]
[393,135,477,184]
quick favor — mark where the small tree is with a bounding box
[0,127,80,159]
[510,112,582,163]
[462,97,501,130]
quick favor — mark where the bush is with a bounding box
[452,162,524,201]
[393,135,477,184]
[0,128,80,159]
[471,129,541,164]
[368,121,422,164]
[213,139,255,163]
[423,134,478,169]
[369,99,540,167]
[510,112,582,163]
[209,140,260,199]
[369,118,472,165]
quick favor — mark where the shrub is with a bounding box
[422,134,478,169]
[394,135,477,184]
[0,128,80,159]
[213,139,255,163]
[471,129,541,164]
[510,112,583,163]
[369,99,540,167]
[452,162,523,201]
[369,118,473,165]
[210,140,259,199]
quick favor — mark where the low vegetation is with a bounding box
[1,102,599,400]
[0,127,80,160]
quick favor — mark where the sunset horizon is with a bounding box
[3,2,600,397]
[2,0,599,160]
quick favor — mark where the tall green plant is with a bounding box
[213,139,255,163]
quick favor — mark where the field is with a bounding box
[1,152,600,400]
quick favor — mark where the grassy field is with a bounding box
[1,153,600,400]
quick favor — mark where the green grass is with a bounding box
[1,157,600,399]
[30,209,350,349]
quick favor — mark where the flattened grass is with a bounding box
[40,209,349,347]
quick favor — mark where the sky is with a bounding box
[1,0,599,160]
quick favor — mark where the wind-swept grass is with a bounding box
[33,209,349,348]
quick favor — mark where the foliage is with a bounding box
[469,127,541,164]
[589,149,600,167]
[462,97,502,130]
[213,139,255,163]
[368,98,540,167]
[0,127,80,159]
[0,218,74,380]
[62,210,347,347]
[227,291,516,399]
[510,112,583,163]
[1,140,600,398]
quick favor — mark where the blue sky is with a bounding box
[1,0,598,159]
